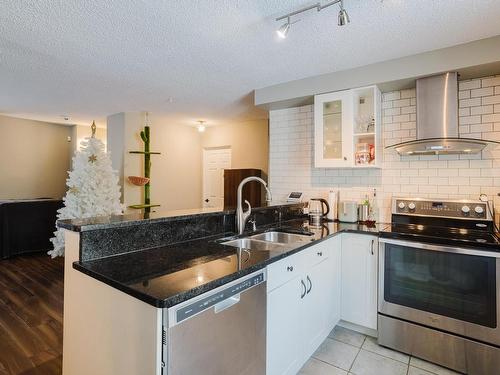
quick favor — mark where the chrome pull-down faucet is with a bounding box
[236,177,272,235]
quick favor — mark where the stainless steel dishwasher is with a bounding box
[163,270,267,375]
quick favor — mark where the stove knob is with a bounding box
[461,206,470,214]
[408,202,416,211]
[474,206,484,215]
[398,202,406,209]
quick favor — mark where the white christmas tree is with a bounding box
[49,122,123,258]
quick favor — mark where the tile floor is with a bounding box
[299,326,461,375]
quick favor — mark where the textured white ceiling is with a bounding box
[1,0,500,128]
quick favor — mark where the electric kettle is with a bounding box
[308,198,330,226]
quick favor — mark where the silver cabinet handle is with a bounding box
[370,239,374,255]
[287,266,294,272]
[300,279,306,299]
[306,275,312,294]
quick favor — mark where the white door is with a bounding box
[341,234,378,330]
[267,276,303,375]
[202,148,231,209]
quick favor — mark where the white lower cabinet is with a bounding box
[267,238,341,375]
[267,275,303,375]
[340,233,378,330]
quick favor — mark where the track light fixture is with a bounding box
[275,0,350,38]
[276,17,291,39]
[338,0,350,26]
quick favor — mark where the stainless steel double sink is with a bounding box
[221,231,314,252]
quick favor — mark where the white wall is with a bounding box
[269,75,500,223]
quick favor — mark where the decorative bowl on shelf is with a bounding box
[128,176,150,186]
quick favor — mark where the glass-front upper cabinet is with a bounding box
[314,90,353,168]
[314,86,381,168]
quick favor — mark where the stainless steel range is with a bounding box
[378,197,500,375]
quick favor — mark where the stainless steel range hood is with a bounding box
[386,72,499,155]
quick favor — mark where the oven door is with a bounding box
[379,238,500,346]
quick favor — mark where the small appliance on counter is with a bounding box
[308,198,330,226]
[339,201,358,223]
[327,190,338,221]
[358,203,370,222]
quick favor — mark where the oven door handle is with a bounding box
[379,238,500,258]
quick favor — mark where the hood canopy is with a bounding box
[386,72,499,155]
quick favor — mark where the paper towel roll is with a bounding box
[327,190,338,221]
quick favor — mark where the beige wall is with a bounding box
[201,119,269,176]
[72,124,107,153]
[108,114,269,211]
[108,113,203,211]
[0,114,72,199]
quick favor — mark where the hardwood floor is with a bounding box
[0,254,63,375]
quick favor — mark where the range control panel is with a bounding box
[393,198,490,220]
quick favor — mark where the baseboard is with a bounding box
[337,320,378,338]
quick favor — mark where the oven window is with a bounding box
[384,244,497,328]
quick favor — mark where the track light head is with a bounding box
[276,17,291,39]
[338,0,350,26]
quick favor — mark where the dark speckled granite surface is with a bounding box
[75,203,304,261]
[58,201,301,232]
[74,219,389,308]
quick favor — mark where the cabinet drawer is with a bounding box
[302,242,330,268]
[267,253,305,291]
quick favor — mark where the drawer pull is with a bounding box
[287,266,294,272]
[317,251,323,256]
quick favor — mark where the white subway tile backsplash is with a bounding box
[482,77,500,87]
[269,75,500,223]
[471,87,495,98]
[482,113,500,123]
[459,80,481,90]
[460,98,482,107]
[471,105,493,115]
[483,95,500,105]
[383,91,400,101]
[459,115,481,125]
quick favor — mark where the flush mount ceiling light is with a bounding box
[275,0,350,38]
[197,120,206,132]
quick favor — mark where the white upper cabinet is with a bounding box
[314,86,382,168]
[314,89,353,168]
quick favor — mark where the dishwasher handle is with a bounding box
[173,271,265,324]
[214,294,240,313]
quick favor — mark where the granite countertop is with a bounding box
[74,219,389,308]
[59,201,300,232]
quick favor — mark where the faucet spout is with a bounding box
[235,176,271,235]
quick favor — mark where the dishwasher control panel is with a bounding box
[176,272,265,323]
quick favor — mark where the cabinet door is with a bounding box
[341,234,378,330]
[267,276,303,375]
[314,90,353,168]
[326,237,342,331]
[301,257,331,361]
